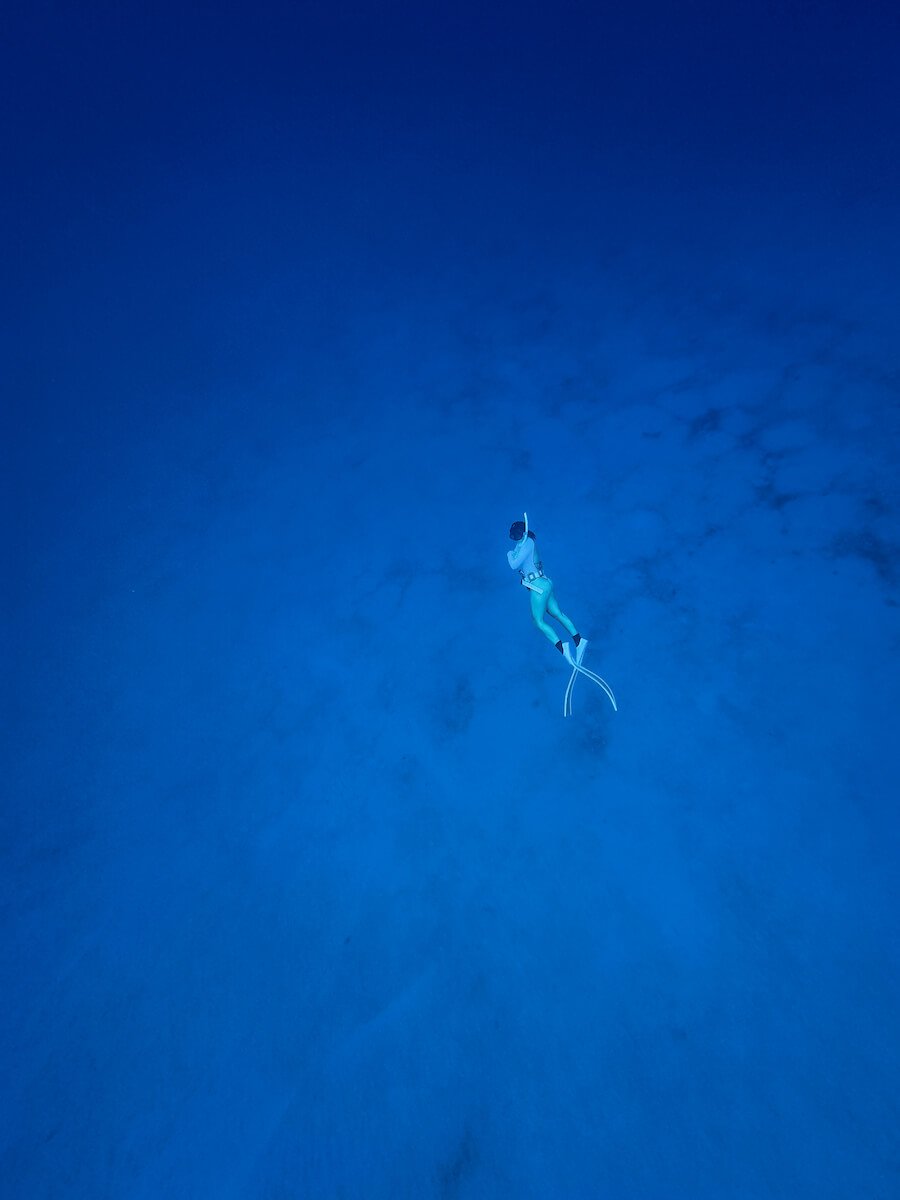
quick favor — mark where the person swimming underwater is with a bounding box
[507,515,617,716]
[506,518,587,661]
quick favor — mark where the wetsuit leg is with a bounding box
[528,579,560,646]
[547,590,578,638]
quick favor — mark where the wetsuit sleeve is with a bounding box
[507,538,530,570]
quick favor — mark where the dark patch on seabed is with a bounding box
[437,1127,478,1199]
[574,706,611,758]
[755,478,802,513]
[432,675,476,738]
[828,528,900,587]
[688,406,722,437]
[384,558,419,607]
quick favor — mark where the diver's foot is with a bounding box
[576,637,588,665]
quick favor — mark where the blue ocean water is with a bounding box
[3,3,899,1197]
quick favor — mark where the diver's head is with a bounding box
[509,520,534,541]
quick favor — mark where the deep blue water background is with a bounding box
[4,2,900,1196]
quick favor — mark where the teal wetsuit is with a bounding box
[507,534,579,647]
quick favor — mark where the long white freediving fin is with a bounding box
[562,643,617,714]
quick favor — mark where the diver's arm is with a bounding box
[507,538,530,570]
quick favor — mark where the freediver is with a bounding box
[507,515,617,716]
[506,518,586,661]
